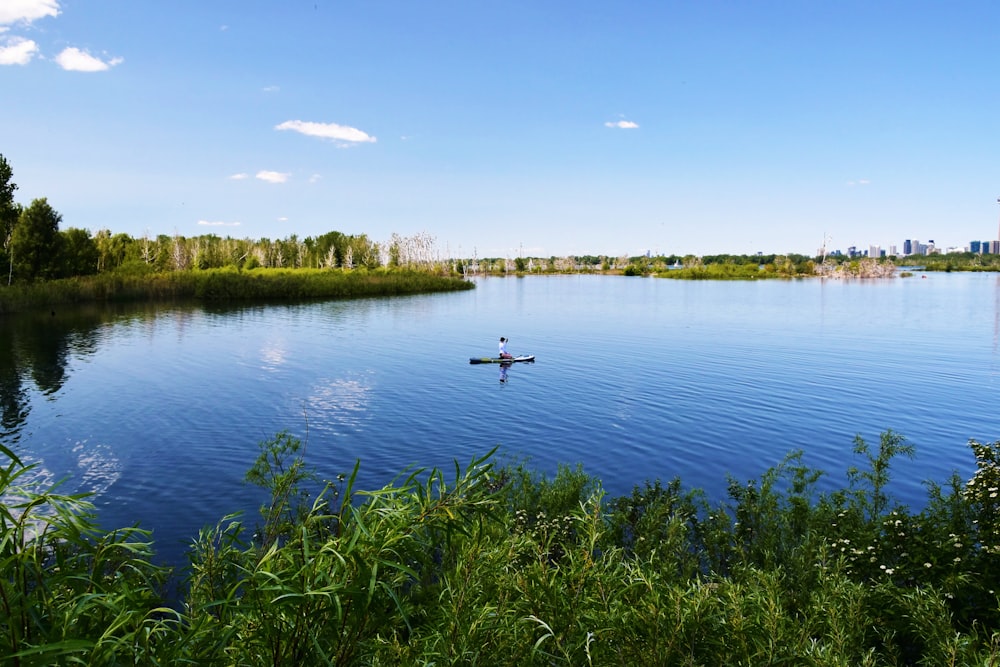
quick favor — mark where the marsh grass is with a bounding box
[0,267,473,313]
[4,433,1000,664]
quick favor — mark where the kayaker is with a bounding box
[499,337,513,359]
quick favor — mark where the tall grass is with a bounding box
[0,267,473,314]
[4,433,1000,664]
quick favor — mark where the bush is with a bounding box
[5,434,1000,664]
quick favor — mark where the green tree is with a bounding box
[60,227,99,277]
[10,197,63,282]
[0,154,18,285]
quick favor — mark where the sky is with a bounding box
[2,1,999,258]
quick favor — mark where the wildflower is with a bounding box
[924,562,933,568]
[954,557,962,563]
[886,568,895,575]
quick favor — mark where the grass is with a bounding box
[0,266,473,314]
[3,432,1000,664]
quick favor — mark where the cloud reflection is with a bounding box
[72,439,121,497]
[306,374,373,433]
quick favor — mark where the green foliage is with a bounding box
[0,456,175,665]
[59,227,99,278]
[848,430,915,522]
[0,267,473,313]
[0,155,17,286]
[9,198,63,282]
[915,252,1000,272]
[7,431,1000,664]
[245,430,318,550]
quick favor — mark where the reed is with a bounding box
[4,433,1000,664]
[0,267,473,313]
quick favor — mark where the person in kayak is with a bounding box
[499,337,513,359]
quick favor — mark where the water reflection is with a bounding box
[0,304,159,446]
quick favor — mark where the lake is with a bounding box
[3,272,998,569]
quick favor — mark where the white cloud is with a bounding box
[262,85,279,93]
[0,36,37,65]
[275,119,376,144]
[308,173,321,184]
[847,179,871,187]
[228,173,249,180]
[605,120,639,129]
[256,170,290,184]
[55,47,123,72]
[0,0,60,25]
[198,220,241,227]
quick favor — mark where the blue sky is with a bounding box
[2,1,998,258]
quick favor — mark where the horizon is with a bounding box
[2,1,999,258]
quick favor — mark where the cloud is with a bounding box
[308,173,321,184]
[262,85,279,93]
[198,220,241,227]
[275,119,376,144]
[0,0,60,25]
[256,170,290,184]
[847,179,871,187]
[55,46,123,72]
[0,36,37,65]
[228,173,249,180]
[605,120,639,129]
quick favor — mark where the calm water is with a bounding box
[3,273,999,568]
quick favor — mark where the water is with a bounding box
[2,273,999,568]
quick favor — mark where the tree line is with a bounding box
[0,154,448,285]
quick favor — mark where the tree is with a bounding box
[0,154,18,285]
[60,227,99,277]
[10,198,63,282]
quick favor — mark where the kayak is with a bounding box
[469,355,535,364]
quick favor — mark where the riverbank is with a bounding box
[3,431,1000,664]
[0,266,473,314]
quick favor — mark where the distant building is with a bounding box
[992,241,1000,254]
[903,239,912,255]
[889,244,897,256]
[971,240,982,253]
